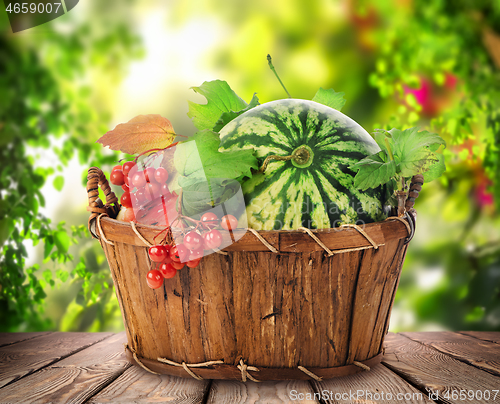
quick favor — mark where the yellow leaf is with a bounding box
[97,114,176,155]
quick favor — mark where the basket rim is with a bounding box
[93,215,412,253]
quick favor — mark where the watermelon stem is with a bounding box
[267,54,292,98]
[258,146,313,173]
[258,154,294,173]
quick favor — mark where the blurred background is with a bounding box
[1,0,499,333]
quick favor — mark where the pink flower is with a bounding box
[475,181,494,208]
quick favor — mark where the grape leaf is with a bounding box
[389,127,446,157]
[389,128,446,178]
[312,87,346,111]
[175,130,258,182]
[423,154,446,182]
[173,139,203,178]
[352,127,446,190]
[180,178,241,217]
[351,151,397,190]
[187,80,250,131]
[213,93,260,131]
[97,114,176,155]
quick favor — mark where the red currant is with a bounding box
[112,164,123,172]
[146,182,160,200]
[131,171,147,188]
[183,231,203,251]
[135,187,151,205]
[144,167,157,183]
[201,212,219,227]
[154,167,169,183]
[148,245,168,262]
[169,244,189,263]
[123,208,136,222]
[171,261,185,270]
[186,259,201,268]
[159,262,177,279]
[120,192,133,208]
[188,248,204,261]
[122,161,136,177]
[146,269,163,289]
[161,255,173,264]
[122,183,129,192]
[204,229,223,249]
[110,169,125,186]
[221,214,238,231]
[160,183,172,198]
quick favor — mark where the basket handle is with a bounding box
[87,166,120,238]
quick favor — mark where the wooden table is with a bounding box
[0,331,499,403]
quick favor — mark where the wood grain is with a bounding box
[207,380,319,404]
[311,361,435,404]
[402,331,500,377]
[0,331,112,389]
[347,239,406,363]
[0,332,130,404]
[459,331,500,345]
[88,363,209,403]
[0,332,51,348]
[383,333,500,404]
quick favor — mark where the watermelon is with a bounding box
[218,99,387,230]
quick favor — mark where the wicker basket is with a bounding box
[87,167,416,381]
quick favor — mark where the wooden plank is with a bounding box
[0,332,130,404]
[0,332,51,348]
[206,380,320,404]
[347,238,404,362]
[383,333,500,404]
[459,331,500,345]
[0,331,112,389]
[402,331,500,377]
[311,361,435,404]
[88,366,209,403]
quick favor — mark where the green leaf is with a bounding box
[175,130,258,182]
[390,127,446,156]
[312,87,346,111]
[389,128,446,178]
[351,151,397,190]
[43,269,52,283]
[53,175,64,191]
[173,139,203,178]
[53,230,70,254]
[56,269,69,283]
[423,154,446,182]
[180,178,241,217]
[213,93,260,131]
[0,218,14,247]
[187,80,249,130]
[44,239,54,260]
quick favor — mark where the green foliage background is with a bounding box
[0,0,499,332]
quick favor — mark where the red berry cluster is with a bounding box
[109,161,239,290]
[145,212,238,289]
[110,161,176,224]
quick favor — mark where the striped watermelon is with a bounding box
[218,99,386,230]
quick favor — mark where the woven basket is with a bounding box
[87,167,416,381]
